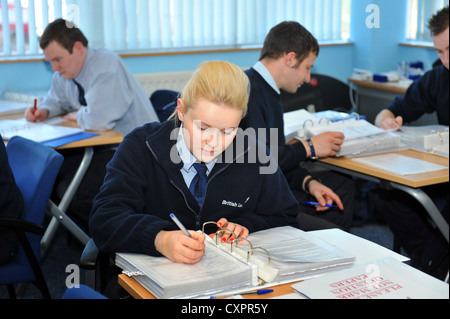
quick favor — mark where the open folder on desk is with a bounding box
[303,118,403,157]
[0,118,98,147]
[115,226,355,299]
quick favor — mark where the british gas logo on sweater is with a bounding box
[222,197,250,208]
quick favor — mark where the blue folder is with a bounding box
[42,132,99,148]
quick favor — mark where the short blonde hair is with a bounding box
[178,61,250,119]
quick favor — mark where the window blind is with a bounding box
[0,0,351,58]
[406,0,449,42]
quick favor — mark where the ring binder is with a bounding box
[300,115,403,157]
[115,226,355,299]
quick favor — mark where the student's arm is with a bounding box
[301,132,345,158]
[302,176,344,211]
[26,73,74,122]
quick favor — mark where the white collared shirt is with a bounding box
[176,125,216,188]
[253,61,281,95]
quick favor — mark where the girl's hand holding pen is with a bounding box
[155,230,205,264]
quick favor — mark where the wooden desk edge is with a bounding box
[118,274,300,300]
[319,149,449,188]
[348,78,407,94]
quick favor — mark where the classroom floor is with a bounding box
[0,218,397,299]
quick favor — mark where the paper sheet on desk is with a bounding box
[352,154,447,175]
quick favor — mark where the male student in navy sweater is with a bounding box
[240,21,355,231]
[372,7,449,280]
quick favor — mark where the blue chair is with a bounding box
[62,284,107,299]
[150,89,179,122]
[0,136,64,298]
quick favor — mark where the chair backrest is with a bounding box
[281,73,354,114]
[150,89,179,122]
[6,136,64,259]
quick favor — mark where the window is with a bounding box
[1,0,351,59]
[406,0,449,43]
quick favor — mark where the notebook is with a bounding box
[302,118,403,157]
[115,225,355,299]
[0,118,92,146]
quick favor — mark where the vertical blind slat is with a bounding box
[1,0,11,55]
[2,0,353,58]
[28,0,38,54]
[14,0,24,54]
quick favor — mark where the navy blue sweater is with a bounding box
[240,68,311,191]
[389,65,449,125]
[90,120,299,256]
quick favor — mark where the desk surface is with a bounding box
[118,274,299,299]
[319,149,449,188]
[348,78,408,95]
[56,120,123,149]
[1,113,123,149]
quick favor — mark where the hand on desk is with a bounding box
[155,218,249,264]
[25,106,49,123]
[305,178,344,212]
[380,116,403,130]
[375,109,403,130]
[303,132,345,158]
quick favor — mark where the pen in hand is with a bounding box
[302,201,340,209]
[170,213,193,238]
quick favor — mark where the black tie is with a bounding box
[189,163,208,207]
[73,79,87,106]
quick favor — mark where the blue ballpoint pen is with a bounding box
[170,213,193,238]
[302,201,340,209]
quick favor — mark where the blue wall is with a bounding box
[0,0,439,95]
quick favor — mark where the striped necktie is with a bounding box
[73,79,87,106]
[189,163,208,207]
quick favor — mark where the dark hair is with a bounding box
[259,21,319,63]
[428,6,449,36]
[39,19,88,52]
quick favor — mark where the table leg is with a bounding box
[41,146,94,256]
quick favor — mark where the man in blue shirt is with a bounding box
[25,19,158,135]
[24,19,159,233]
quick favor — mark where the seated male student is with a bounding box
[0,134,24,265]
[24,19,159,232]
[373,7,449,280]
[240,21,355,231]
